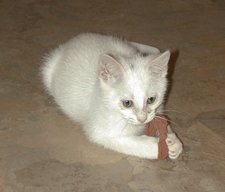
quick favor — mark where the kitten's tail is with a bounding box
[41,47,62,95]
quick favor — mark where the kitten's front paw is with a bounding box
[166,133,183,159]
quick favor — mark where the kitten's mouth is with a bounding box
[141,115,156,125]
[129,120,149,126]
[127,114,155,126]
[127,119,142,125]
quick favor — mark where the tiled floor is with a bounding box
[0,1,225,191]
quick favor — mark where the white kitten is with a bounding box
[41,33,183,159]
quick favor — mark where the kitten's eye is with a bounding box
[147,97,156,104]
[122,100,133,108]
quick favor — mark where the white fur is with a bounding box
[41,33,182,159]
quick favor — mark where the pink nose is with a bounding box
[137,112,147,123]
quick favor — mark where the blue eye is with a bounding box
[122,100,133,108]
[147,97,156,104]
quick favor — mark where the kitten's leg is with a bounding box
[166,125,183,159]
[93,135,159,159]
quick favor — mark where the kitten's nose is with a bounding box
[137,112,147,123]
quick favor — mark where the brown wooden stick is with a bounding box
[145,115,169,160]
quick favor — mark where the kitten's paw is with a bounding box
[166,133,183,159]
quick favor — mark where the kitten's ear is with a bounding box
[99,54,124,85]
[148,50,170,77]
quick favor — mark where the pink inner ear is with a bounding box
[149,51,170,77]
[99,54,124,84]
[100,64,110,81]
[151,65,167,77]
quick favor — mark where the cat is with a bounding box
[41,33,183,159]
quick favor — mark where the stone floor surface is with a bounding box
[0,0,225,191]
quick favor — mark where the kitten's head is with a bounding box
[99,51,170,125]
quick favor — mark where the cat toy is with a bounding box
[145,115,169,160]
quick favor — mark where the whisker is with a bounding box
[104,115,129,134]
[160,108,188,116]
[121,123,129,133]
[114,117,124,126]
[155,115,179,127]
